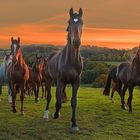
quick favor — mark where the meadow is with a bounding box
[0,86,140,140]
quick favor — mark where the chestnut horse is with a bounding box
[7,37,29,115]
[43,8,83,131]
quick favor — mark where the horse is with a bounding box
[7,37,29,115]
[43,8,83,131]
[41,57,48,99]
[0,51,12,103]
[103,67,123,103]
[26,55,43,103]
[41,57,68,102]
[117,46,140,112]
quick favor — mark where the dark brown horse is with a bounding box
[117,46,140,112]
[7,37,29,115]
[26,55,43,103]
[103,67,127,103]
[43,8,83,131]
[41,57,68,102]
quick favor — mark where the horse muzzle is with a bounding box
[73,39,81,48]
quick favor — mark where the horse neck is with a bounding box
[16,48,25,66]
[65,43,81,64]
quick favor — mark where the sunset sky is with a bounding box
[0,0,140,49]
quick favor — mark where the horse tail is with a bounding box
[103,73,112,96]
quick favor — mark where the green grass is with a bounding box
[104,61,123,65]
[0,86,140,140]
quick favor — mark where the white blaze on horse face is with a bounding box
[73,18,78,23]
[13,44,17,55]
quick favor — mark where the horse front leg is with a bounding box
[20,84,25,116]
[71,79,80,132]
[11,84,17,113]
[35,83,40,103]
[0,85,2,101]
[53,80,63,119]
[127,86,133,112]
[41,82,44,99]
[43,82,52,120]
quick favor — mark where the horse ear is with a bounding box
[79,8,83,17]
[18,37,20,43]
[11,37,13,42]
[69,8,73,17]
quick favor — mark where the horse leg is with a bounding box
[44,83,47,99]
[41,82,44,99]
[121,85,127,109]
[110,87,114,103]
[8,84,12,103]
[71,79,80,131]
[117,80,125,109]
[53,80,63,119]
[20,84,25,116]
[43,83,51,120]
[11,84,17,113]
[35,83,40,103]
[127,86,133,112]
[0,85,2,101]
[62,84,67,103]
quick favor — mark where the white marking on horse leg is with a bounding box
[43,110,49,119]
[8,95,12,103]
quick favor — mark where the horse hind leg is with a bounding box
[52,80,63,119]
[43,82,52,120]
[127,86,133,112]
[62,84,68,103]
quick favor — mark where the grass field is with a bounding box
[104,61,123,65]
[0,86,140,140]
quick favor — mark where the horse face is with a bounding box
[3,51,12,66]
[68,8,83,48]
[35,55,42,72]
[11,37,20,56]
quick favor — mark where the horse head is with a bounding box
[3,51,12,67]
[10,37,21,58]
[34,54,43,72]
[67,8,83,48]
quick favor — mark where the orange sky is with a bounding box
[0,0,140,49]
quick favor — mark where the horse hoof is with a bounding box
[52,112,60,119]
[70,127,80,133]
[121,106,126,110]
[21,111,25,116]
[35,98,39,104]
[13,109,17,113]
